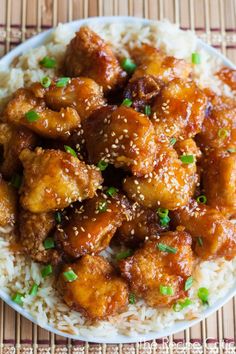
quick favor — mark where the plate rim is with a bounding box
[0,15,235,344]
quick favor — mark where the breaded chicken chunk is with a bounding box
[31,77,106,122]
[19,209,60,264]
[84,106,157,176]
[119,231,193,307]
[201,149,236,218]
[0,175,17,227]
[197,92,236,151]
[56,193,129,258]
[151,78,208,140]
[217,67,236,91]
[64,27,126,92]
[172,200,236,260]
[123,142,199,210]
[131,45,191,82]
[19,148,102,213]
[4,87,81,139]
[58,255,128,320]
[0,123,37,179]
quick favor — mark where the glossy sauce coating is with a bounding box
[0,175,17,227]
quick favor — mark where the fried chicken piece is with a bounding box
[19,148,102,213]
[31,77,106,122]
[4,88,81,139]
[123,142,198,210]
[119,231,193,307]
[56,193,128,258]
[123,75,162,110]
[58,255,128,320]
[0,123,38,179]
[83,106,157,177]
[64,27,126,92]
[0,175,17,227]
[217,67,236,91]
[117,202,166,246]
[172,200,236,260]
[197,92,236,150]
[131,44,191,82]
[201,149,236,218]
[19,209,60,264]
[151,78,207,140]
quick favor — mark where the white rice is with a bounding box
[0,20,235,338]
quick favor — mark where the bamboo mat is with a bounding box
[0,0,236,353]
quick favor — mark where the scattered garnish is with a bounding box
[63,269,78,282]
[97,160,108,171]
[170,137,177,146]
[197,237,203,247]
[64,145,77,158]
[10,174,22,189]
[198,287,209,305]
[29,283,39,296]
[11,293,24,306]
[43,237,55,250]
[41,264,53,278]
[180,155,194,164]
[129,293,136,304]
[173,298,192,312]
[39,56,56,68]
[160,285,174,296]
[40,76,51,88]
[116,249,133,261]
[121,98,133,107]
[106,186,118,197]
[55,211,62,224]
[157,208,170,226]
[121,58,137,74]
[144,105,151,116]
[192,52,201,64]
[184,276,193,291]
[25,110,39,122]
[56,77,70,87]
[157,243,177,254]
[228,148,236,153]
[196,195,207,204]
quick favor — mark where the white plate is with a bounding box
[0,16,235,344]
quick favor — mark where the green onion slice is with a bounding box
[218,128,229,139]
[63,269,78,282]
[56,77,70,87]
[144,105,151,116]
[10,174,22,189]
[228,148,236,153]
[121,58,137,74]
[160,215,170,226]
[64,145,77,158]
[185,276,193,291]
[11,292,24,306]
[160,285,174,296]
[106,186,118,197]
[55,211,62,224]
[192,52,201,64]
[41,264,53,278]
[121,98,133,107]
[29,283,39,296]
[197,237,203,247]
[25,110,39,122]
[97,200,107,213]
[40,76,51,88]
[39,56,56,68]
[129,293,136,304]
[97,160,108,171]
[170,137,177,146]
[157,243,177,254]
[180,154,194,164]
[116,249,133,261]
[198,287,209,305]
[196,195,207,204]
[173,298,192,312]
[43,237,55,250]
[157,208,169,218]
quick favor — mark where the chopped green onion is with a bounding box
[55,211,62,224]
[218,128,229,139]
[160,285,174,296]
[228,148,236,153]
[197,237,203,247]
[39,56,56,68]
[56,77,70,87]
[97,200,107,213]
[129,293,136,304]
[97,160,108,171]
[116,249,133,261]
[43,237,55,250]
[106,186,118,197]
[29,283,39,296]
[180,154,194,164]
[157,208,169,218]
[184,276,193,291]
[40,76,51,88]
[25,110,39,122]
[121,58,137,74]
[11,292,24,306]
[157,243,177,254]
[63,269,78,282]
[173,298,192,312]
[198,287,209,305]
[144,105,151,116]
[10,174,22,189]
[41,264,53,278]
[192,52,201,64]
[196,195,207,204]
[160,215,170,226]
[64,145,77,158]
[170,137,177,146]
[121,98,133,107]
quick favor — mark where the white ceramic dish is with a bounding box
[0,16,235,344]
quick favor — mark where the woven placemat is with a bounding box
[0,0,236,353]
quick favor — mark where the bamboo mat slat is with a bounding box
[0,0,236,353]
